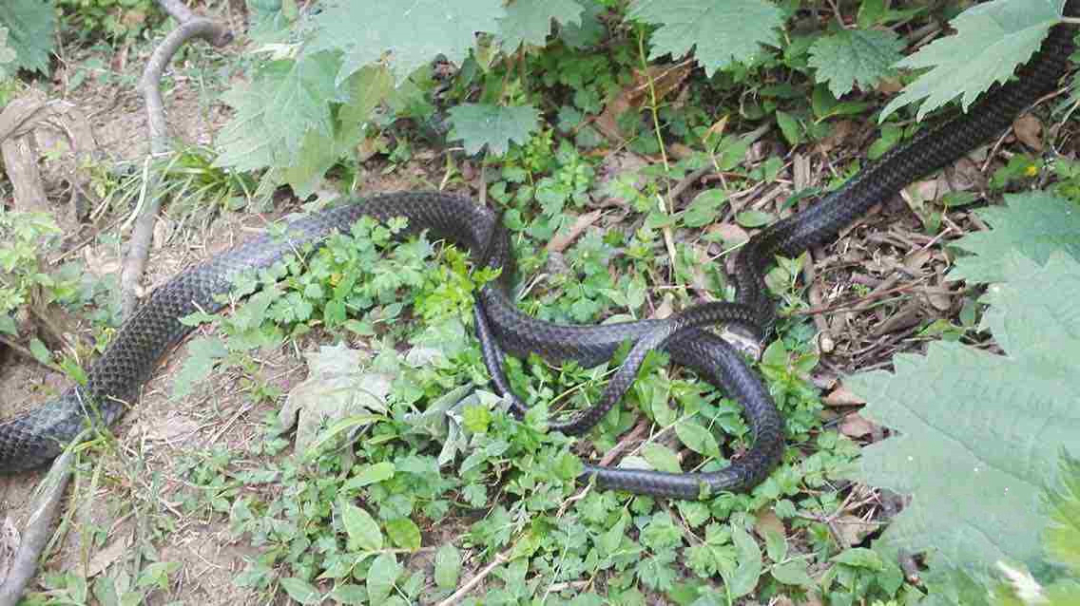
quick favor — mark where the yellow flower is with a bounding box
[1025,164,1039,177]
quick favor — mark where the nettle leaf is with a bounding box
[498,0,584,50]
[434,543,462,589]
[447,103,540,156]
[882,0,1066,120]
[1044,452,1080,575]
[809,28,905,97]
[948,192,1080,284]
[311,0,505,84]
[0,27,17,80]
[850,250,1080,570]
[629,0,784,76]
[0,0,55,75]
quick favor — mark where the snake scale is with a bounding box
[0,5,1075,500]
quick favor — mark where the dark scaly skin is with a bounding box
[0,6,1075,501]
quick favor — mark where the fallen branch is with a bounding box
[0,440,81,606]
[119,0,232,318]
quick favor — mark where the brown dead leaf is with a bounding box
[823,384,865,407]
[818,119,858,153]
[87,533,132,578]
[1013,114,1043,151]
[903,248,933,273]
[706,223,749,246]
[839,412,877,438]
[596,62,693,141]
[653,295,675,320]
[876,77,903,95]
[83,246,121,277]
[755,509,786,539]
[834,514,880,548]
[546,211,601,253]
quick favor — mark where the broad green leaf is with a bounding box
[683,190,727,228]
[642,443,682,473]
[279,577,322,605]
[365,553,402,604]
[498,0,584,50]
[447,103,540,156]
[881,0,1066,120]
[809,28,905,97]
[1044,452,1080,575]
[0,0,55,74]
[629,0,784,76]
[329,584,366,605]
[434,543,462,589]
[851,251,1080,570]
[948,192,1080,284]
[340,500,383,552]
[311,0,505,84]
[386,518,422,551]
[727,524,763,598]
[771,561,814,586]
[344,462,396,490]
[675,419,721,459]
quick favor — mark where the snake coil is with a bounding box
[0,6,1075,500]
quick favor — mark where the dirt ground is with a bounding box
[0,6,1076,606]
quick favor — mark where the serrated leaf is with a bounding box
[435,543,462,589]
[498,0,584,50]
[340,500,383,552]
[0,0,55,75]
[365,553,401,604]
[948,192,1080,284]
[1044,452,1080,575]
[851,250,1080,570]
[881,0,1065,120]
[172,337,228,399]
[386,518,422,551]
[629,0,784,76]
[279,577,322,605]
[311,0,505,84]
[809,28,905,97]
[447,103,540,156]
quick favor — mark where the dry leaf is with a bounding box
[596,62,692,140]
[823,384,866,407]
[755,509,786,539]
[546,210,601,253]
[87,533,132,578]
[839,412,876,438]
[833,514,880,547]
[1012,114,1043,151]
[706,223,749,245]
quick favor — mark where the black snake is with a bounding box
[0,7,1075,500]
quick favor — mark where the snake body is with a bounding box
[0,8,1075,500]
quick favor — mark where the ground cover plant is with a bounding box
[0,0,1078,604]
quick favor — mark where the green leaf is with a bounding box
[948,192,1080,284]
[775,111,801,147]
[279,577,322,605]
[881,0,1066,120]
[851,250,1080,571]
[809,28,905,97]
[1044,452,1080,575]
[0,0,55,74]
[727,524,763,598]
[386,518,422,551]
[675,419,720,459]
[629,0,784,76]
[311,0,505,84]
[434,543,462,590]
[447,103,540,156]
[365,553,402,604]
[683,190,727,228]
[498,0,584,50]
[736,210,773,228]
[344,462,396,490]
[642,443,682,473]
[771,561,814,586]
[340,501,383,552]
